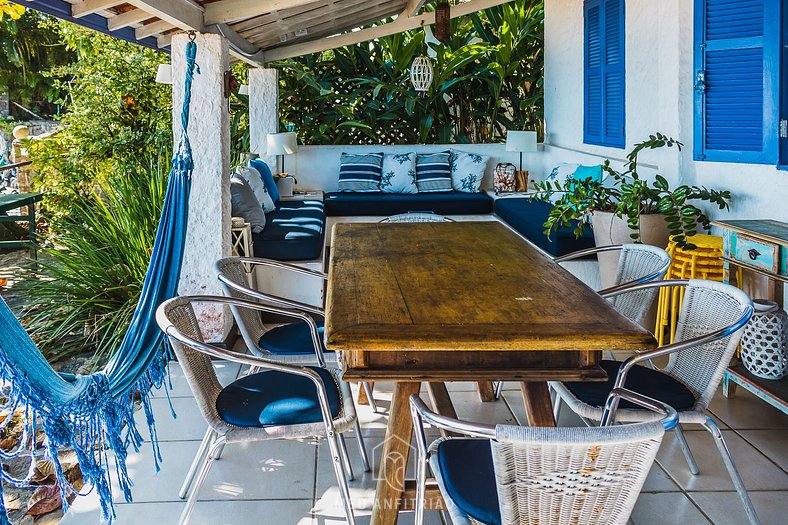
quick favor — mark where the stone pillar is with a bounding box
[248,68,279,170]
[171,32,232,342]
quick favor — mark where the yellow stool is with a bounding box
[655,234,725,345]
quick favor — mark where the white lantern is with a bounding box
[410,55,433,94]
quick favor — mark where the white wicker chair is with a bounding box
[156,295,358,525]
[410,388,678,525]
[379,212,454,223]
[551,279,760,525]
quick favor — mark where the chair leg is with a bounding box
[338,433,355,481]
[178,435,226,525]
[494,381,504,400]
[179,428,214,499]
[353,419,371,472]
[326,428,356,525]
[703,418,761,525]
[414,453,428,525]
[362,382,378,413]
[673,424,700,475]
[552,394,562,423]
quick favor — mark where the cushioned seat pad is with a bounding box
[253,199,325,261]
[494,198,594,257]
[216,367,342,427]
[436,439,501,525]
[259,321,333,356]
[324,191,492,216]
[563,359,697,410]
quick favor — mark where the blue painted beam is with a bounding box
[24,0,166,51]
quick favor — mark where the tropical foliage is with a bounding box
[273,0,544,145]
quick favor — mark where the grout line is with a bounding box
[653,459,716,524]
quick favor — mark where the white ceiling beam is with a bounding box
[204,0,320,25]
[210,23,267,66]
[402,0,427,17]
[127,0,204,31]
[136,20,175,40]
[71,0,125,18]
[107,8,151,31]
[157,32,174,49]
[265,0,514,61]
[241,0,375,42]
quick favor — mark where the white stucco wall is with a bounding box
[543,0,788,222]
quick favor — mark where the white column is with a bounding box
[171,32,232,341]
[249,68,279,169]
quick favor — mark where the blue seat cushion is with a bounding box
[253,199,325,261]
[258,321,333,356]
[563,359,697,410]
[216,366,342,427]
[436,439,501,525]
[323,191,492,216]
[494,198,594,257]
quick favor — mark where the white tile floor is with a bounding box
[61,362,788,525]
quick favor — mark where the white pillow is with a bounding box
[237,165,275,212]
[380,153,417,194]
[449,149,489,193]
[545,163,580,203]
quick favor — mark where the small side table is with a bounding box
[0,192,42,255]
[230,217,253,257]
[280,190,324,201]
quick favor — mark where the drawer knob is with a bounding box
[748,248,760,260]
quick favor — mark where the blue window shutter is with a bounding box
[694,0,780,164]
[584,0,625,148]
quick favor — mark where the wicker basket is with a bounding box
[740,300,788,380]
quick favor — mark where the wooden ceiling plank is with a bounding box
[71,0,126,18]
[240,0,372,41]
[135,19,175,40]
[127,0,204,31]
[107,8,151,31]
[402,0,427,17]
[204,0,321,25]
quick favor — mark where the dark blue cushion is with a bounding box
[323,192,492,216]
[563,359,697,410]
[253,199,325,261]
[250,159,280,203]
[216,367,342,427]
[258,321,333,356]
[494,198,595,257]
[436,439,501,525]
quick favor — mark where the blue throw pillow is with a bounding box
[338,152,384,192]
[416,152,453,193]
[250,159,280,203]
[573,164,604,183]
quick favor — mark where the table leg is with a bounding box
[426,383,460,438]
[723,371,737,398]
[476,381,496,402]
[358,381,375,405]
[371,381,421,525]
[520,382,557,427]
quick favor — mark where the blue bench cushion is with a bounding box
[324,192,492,216]
[494,198,595,257]
[216,366,342,428]
[258,320,333,356]
[253,199,325,261]
[563,359,697,410]
[436,439,501,525]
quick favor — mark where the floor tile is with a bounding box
[690,490,787,525]
[630,493,711,525]
[135,396,208,442]
[447,390,517,425]
[737,429,788,471]
[708,388,788,430]
[503,389,586,427]
[641,463,681,492]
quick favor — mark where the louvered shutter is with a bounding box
[693,0,780,163]
[584,0,626,148]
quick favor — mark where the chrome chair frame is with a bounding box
[156,295,358,525]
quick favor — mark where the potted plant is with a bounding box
[533,133,731,285]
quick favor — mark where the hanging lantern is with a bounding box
[410,55,434,95]
[435,0,451,41]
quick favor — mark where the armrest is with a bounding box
[409,395,495,461]
[217,271,325,317]
[602,388,678,429]
[234,256,328,280]
[554,244,624,263]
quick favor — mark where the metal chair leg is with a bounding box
[362,382,378,413]
[353,419,371,472]
[703,418,761,525]
[326,428,356,525]
[178,435,226,525]
[338,433,355,481]
[553,394,562,422]
[494,381,504,400]
[179,428,214,499]
[414,452,428,525]
[673,423,700,475]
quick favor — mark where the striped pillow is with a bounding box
[338,152,384,192]
[416,152,453,193]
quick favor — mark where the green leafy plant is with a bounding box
[534,133,731,249]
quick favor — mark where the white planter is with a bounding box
[740,300,788,380]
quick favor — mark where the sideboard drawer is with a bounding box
[730,232,780,273]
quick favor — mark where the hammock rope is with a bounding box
[0,36,198,525]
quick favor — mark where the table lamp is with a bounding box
[266,132,298,176]
[506,130,538,174]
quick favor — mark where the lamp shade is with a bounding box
[155,64,172,85]
[267,132,298,155]
[238,84,249,95]
[506,130,538,153]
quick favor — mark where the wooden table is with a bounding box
[0,192,42,252]
[324,221,656,525]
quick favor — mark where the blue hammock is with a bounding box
[0,38,198,525]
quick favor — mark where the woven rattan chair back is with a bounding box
[215,257,267,356]
[379,212,453,223]
[608,244,671,327]
[491,422,665,525]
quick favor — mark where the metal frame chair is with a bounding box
[551,279,760,525]
[379,212,454,223]
[410,388,678,525]
[156,295,359,525]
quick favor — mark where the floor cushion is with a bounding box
[258,321,332,356]
[435,439,501,525]
[253,199,325,261]
[323,192,492,216]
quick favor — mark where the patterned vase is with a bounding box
[740,300,788,380]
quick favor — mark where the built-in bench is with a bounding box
[252,199,325,261]
[323,191,492,216]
